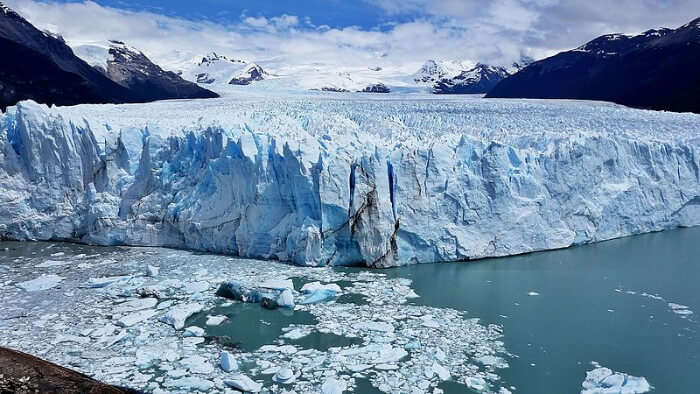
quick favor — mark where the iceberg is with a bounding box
[1,97,699,267]
[582,365,652,394]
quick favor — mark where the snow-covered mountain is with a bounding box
[413,60,475,85]
[72,40,217,101]
[2,96,698,267]
[229,63,268,85]
[432,58,533,94]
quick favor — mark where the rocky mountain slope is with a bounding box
[487,17,700,113]
[72,40,218,102]
[0,3,133,111]
[0,3,216,111]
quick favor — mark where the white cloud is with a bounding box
[4,0,699,73]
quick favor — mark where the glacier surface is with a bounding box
[1,94,699,267]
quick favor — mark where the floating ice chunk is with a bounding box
[54,334,90,344]
[321,377,346,394]
[181,355,214,374]
[17,274,64,291]
[258,345,297,354]
[183,326,205,337]
[160,303,204,330]
[220,351,238,372]
[163,377,214,391]
[113,298,158,313]
[300,289,338,304]
[581,364,652,394]
[36,260,70,268]
[354,321,394,333]
[50,252,65,257]
[668,303,693,318]
[281,327,311,340]
[277,289,295,308]
[259,279,294,291]
[147,265,159,277]
[476,355,508,368]
[301,281,342,294]
[87,275,131,288]
[432,362,451,380]
[183,281,209,293]
[206,315,227,326]
[118,309,158,327]
[527,291,540,296]
[404,341,421,350]
[272,367,296,384]
[421,315,440,328]
[224,374,263,393]
[374,345,408,364]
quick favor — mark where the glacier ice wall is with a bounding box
[1,98,699,267]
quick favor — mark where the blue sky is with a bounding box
[7,0,700,70]
[47,0,412,29]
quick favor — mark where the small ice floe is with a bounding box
[353,321,394,333]
[36,260,70,268]
[180,355,214,374]
[160,303,204,330]
[259,278,294,291]
[87,275,131,288]
[220,351,238,372]
[205,315,227,326]
[224,374,263,393]
[50,252,65,257]
[113,298,158,314]
[183,281,209,293]
[163,377,214,391]
[272,367,297,384]
[17,274,64,291]
[668,303,693,318]
[432,362,451,380]
[183,326,205,337]
[421,315,440,328]
[527,291,540,296]
[147,265,159,277]
[299,281,342,304]
[117,309,158,327]
[321,377,347,394]
[582,363,652,394]
[277,289,295,308]
[281,326,312,340]
[216,280,295,309]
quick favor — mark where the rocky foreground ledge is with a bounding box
[1,97,699,267]
[0,346,140,393]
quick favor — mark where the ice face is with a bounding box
[1,96,699,267]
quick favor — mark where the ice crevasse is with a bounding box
[1,98,699,267]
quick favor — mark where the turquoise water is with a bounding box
[379,227,700,393]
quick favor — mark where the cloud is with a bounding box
[4,0,699,73]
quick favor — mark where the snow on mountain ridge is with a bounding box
[1,96,698,267]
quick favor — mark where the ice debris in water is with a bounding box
[224,374,263,392]
[582,362,652,394]
[160,303,204,329]
[0,245,513,393]
[220,351,238,372]
[300,281,342,304]
[17,274,64,291]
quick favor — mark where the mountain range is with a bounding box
[488,18,700,113]
[0,2,216,111]
[1,1,697,113]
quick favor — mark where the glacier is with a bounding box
[1,95,699,267]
